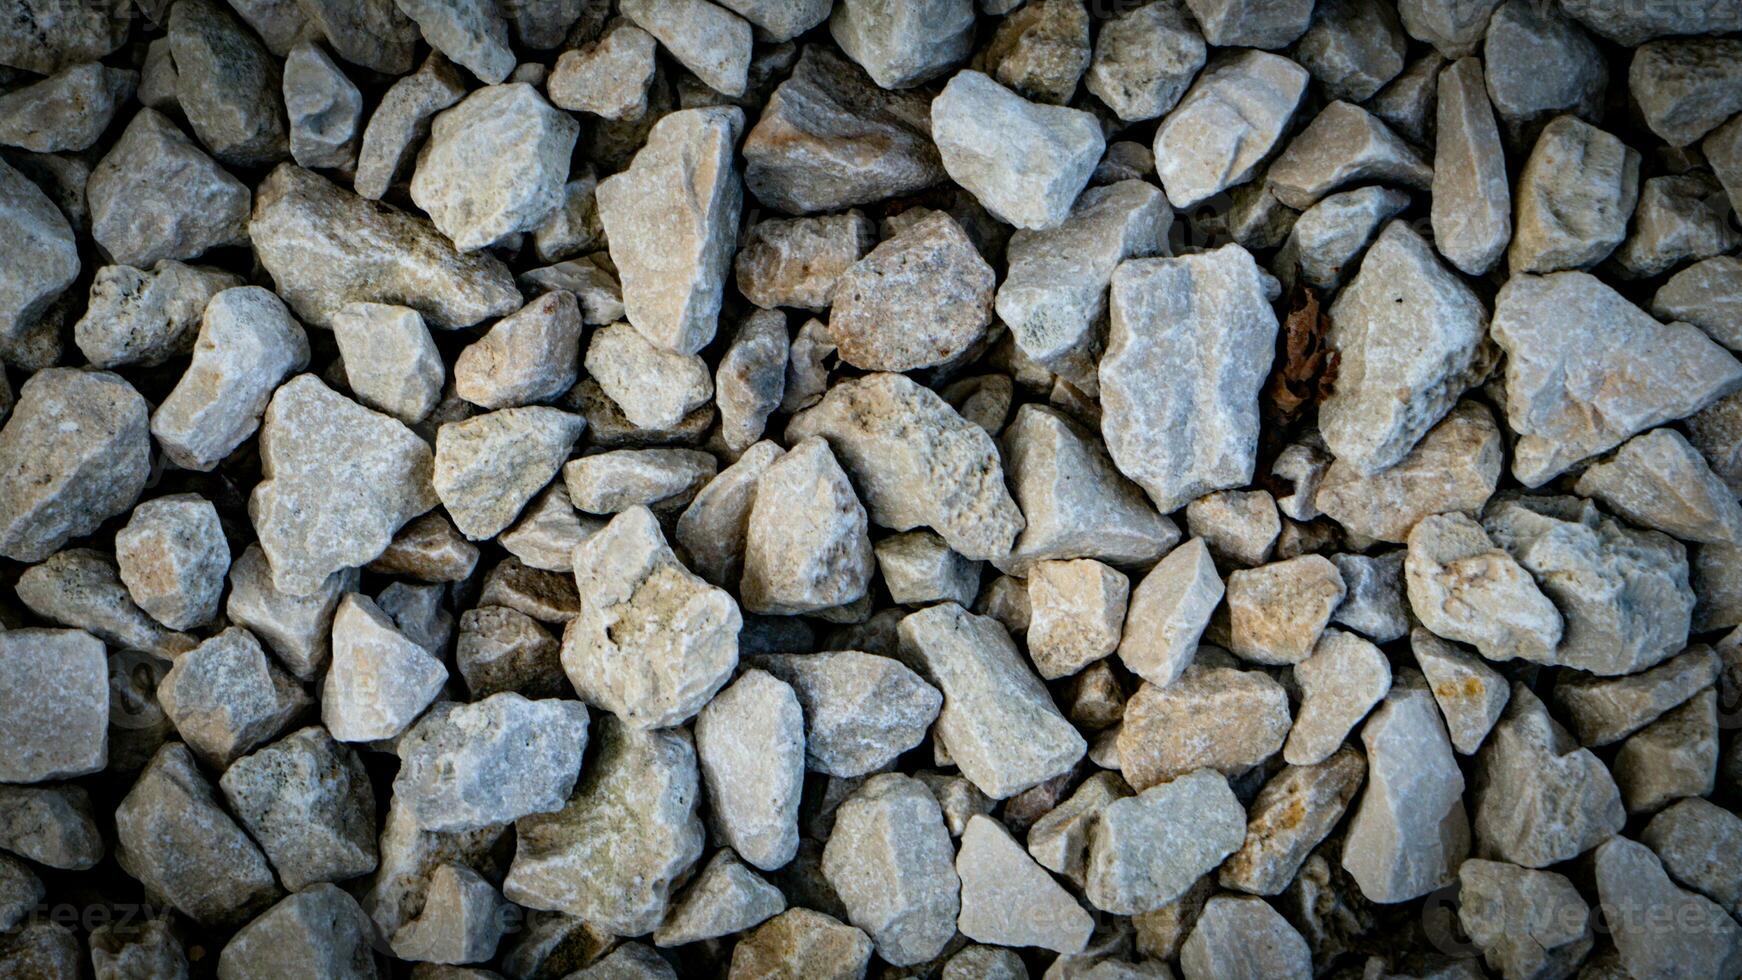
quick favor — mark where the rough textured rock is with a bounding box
[323,592,448,741]
[1084,0,1205,122]
[563,506,740,729]
[586,321,712,432]
[829,210,992,371]
[742,436,874,615]
[1553,644,1720,748]
[453,291,582,410]
[1508,116,1639,274]
[1473,684,1624,868]
[251,375,438,596]
[0,63,135,153]
[1026,559,1129,680]
[1116,538,1222,686]
[226,544,354,679]
[219,725,377,890]
[395,0,513,85]
[654,849,787,947]
[829,0,974,90]
[390,861,510,964]
[1316,402,1501,544]
[1100,244,1279,514]
[434,407,584,541]
[218,883,379,978]
[72,260,242,369]
[0,784,102,871]
[1629,39,1742,147]
[788,373,1024,561]
[169,0,288,167]
[1340,671,1468,904]
[15,548,196,658]
[1641,797,1742,917]
[1219,748,1365,896]
[1085,768,1246,914]
[1266,102,1432,210]
[549,23,657,120]
[1116,665,1291,791]
[283,41,361,169]
[254,163,521,328]
[1286,631,1391,766]
[1456,860,1592,980]
[158,627,308,767]
[1575,427,1742,546]
[506,718,704,935]
[0,629,109,783]
[86,108,248,270]
[115,493,229,631]
[0,369,150,563]
[354,53,467,199]
[395,692,587,832]
[1278,186,1409,290]
[821,773,960,966]
[696,669,805,871]
[153,286,310,471]
[1611,172,1740,280]
[333,302,445,424]
[896,603,1085,799]
[622,0,752,97]
[564,448,716,516]
[1482,0,1604,135]
[728,908,873,979]
[0,0,129,74]
[956,813,1092,953]
[1296,0,1405,102]
[1411,629,1508,755]
[500,485,599,574]
[1405,512,1564,664]
[982,0,1089,104]
[1152,50,1308,208]
[1431,58,1508,275]
[1653,256,1742,352]
[1611,688,1718,815]
[741,46,946,214]
[735,212,874,313]
[1225,555,1346,666]
[115,743,281,928]
[754,651,942,778]
[930,70,1103,230]
[1592,837,1742,980]
[597,106,743,356]
[1180,895,1312,980]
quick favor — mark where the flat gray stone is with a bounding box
[1629,38,1742,147]
[742,436,873,615]
[1152,50,1308,208]
[253,163,521,329]
[1456,860,1592,980]
[159,627,308,767]
[1652,256,1742,352]
[1266,101,1432,210]
[220,725,378,891]
[1576,427,1742,546]
[1405,512,1563,664]
[353,52,467,200]
[1431,58,1509,275]
[956,813,1092,953]
[0,628,108,783]
[322,593,448,741]
[505,717,704,936]
[1100,244,1279,513]
[395,692,587,832]
[1411,628,1508,754]
[1116,665,1290,791]
[754,651,942,778]
[1277,185,1409,290]
[72,260,241,369]
[1084,0,1205,122]
[1316,400,1503,543]
[1218,748,1365,896]
[87,108,249,269]
[0,784,101,871]
[219,883,378,979]
[283,41,362,170]
[1117,538,1222,686]
[15,548,193,658]
[896,603,1085,799]
[227,544,356,679]
[1641,797,1742,918]
[1491,272,1742,486]
[1180,895,1312,980]
[169,0,287,167]
[696,669,805,871]
[653,849,786,947]
[1593,837,1742,980]
[1226,555,1346,666]
[1482,0,1606,135]
[1611,172,1740,280]
[1286,630,1392,766]
[564,448,716,516]
[0,63,135,153]
[716,311,788,452]
[829,210,992,372]
[1397,0,1501,57]
[1508,116,1639,274]
[1296,0,1405,102]
[333,303,445,424]
[822,773,960,967]
[395,0,514,84]
[434,407,584,541]
[1085,768,1246,914]
[296,0,420,74]
[931,70,1103,231]
[829,0,974,90]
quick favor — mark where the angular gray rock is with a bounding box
[115,743,281,928]
[896,603,1085,799]
[1593,837,1742,980]
[1411,629,1508,755]
[354,52,468,199]
[295,0,420,74]
[1116,538,1222,686]
[390,861,510,964]
[505,717,705,936]
[87,108,250,269]
[1100,244,1279,513]
[0,784,103,871]
[158,627,308,767]
[1184,0,1311,47]
[729,908,874,979]
[829,0,974,90]
[1219,748,1365,896]
[930,70,1103,230]
[251,374,438,596]
[1629,38,1742,147]
[1611,172,1740,280]
[1397,0,1501,57]
[563,506,740,729]
[564,448,717,516]
[395,692,587,832]
[716,311,788,451]
[1508,116,1639,274]
[548,23,658,120]
[754,651,942,778]
[395,0,514,85]
[1642,797,1742,917]
[742,436,874,615]
[1340,671,1469,904]
[0,0,128,74]
[1482,0,1604,135]
[434,407,584,540]
[735,212,873,312]
[1266,101,1432,210]
[1025,558,1129,679]
[218,883,379,979]
[168,0,288,167]
[1180,895,1312,980]
[220,726,378,890]
[115,493,229,631]
[1472,684,1624,868]
[1286,630,1392,766]
[1405,512,1563,664]
[1116,665,1291,790]
[585,322,712,432]
[1152,50,1308,208]
[622,0,751,97]
[1084,0,1205,123]
[597,106,742,355]
[875,531,980,607]
[696,669,805,872]
[454,291,581,409]
[1611,688,1718,814]
[788,372,1024,561]
[72,260,242,369]
[956,813,1093,954]
[1186,489,1280,567]
[152,286,311,471]
[1317,401,1502,545]
[1225,555,1346,666]
[1575,427,1742,546]
[1431,58,1509,275]
[1277,185,1410,290]
[1085,768,1246,914]
[982,0,1090,104]
[227,544,356,680]
[822,773,960,966]
[0,628,109,783]
[0,63,135,153]
[283,41,362,170]
[500,485,600,574]
[323,593,449,742]
[333,303,445,424]
[0,369,150,563]
[829,210,993,371]
[673,441,781,588]
[1557,0,1742,45]
[1653,256,1742,352]
[1296,0,1406,102]
[1554,645,1721,748]
[741,46,946,214]
[654,849,786,947]
[411,83,577,252]
[1456,860,1592,980]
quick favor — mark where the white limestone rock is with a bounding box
[1405,512,1563,664]
[0,629,110,783]
[1152,50,1308,208]
[829,0,974,90]
[753,650,942,778]
[395,692,588,832]
[821,773,961,967]
[621,0,752,97]
[585,322,712,432]
[332,302,444,424]
[322,593,448,742]
[1085,768,1246,914]
[696,669,805,871]
[433,407,584,541]
[115,493,229,631]
[1085,0,1206,123]
[956,814,1093,954]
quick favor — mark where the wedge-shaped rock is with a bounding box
[15,548,194,658]
[1340,670,1468,904]
[1295,0,1406,102]
[565,448,716,516]
[1610,173,1739,280]
[742,46,945,214]
[563,506,740,729]
[114,493,227,632]
[500,486,600,575]
[829,0,974,90]
[1404,512,1563,663]
[353,52,466,199]
[90,106,250,267]
[896,603,1085,799]
[1086,0,1205,122]
[1396,0,1500,57]
[389,861,510,964]
[1472,684,1623,868]
[1431,58,1509,275]
[219,882,381,978]
[0,154,78,344]
[1086,768,1245,915]
[323,593,448,742]
[956,814,1092,953]
[828,211,992,372]
[1219,748,1365,896]
[1101,245,1278,514]
[0,785,102,871]
[506,718,705,936]
[395,693,586,833]
[1286,631,1391,766]
[931,70,1102,231]
[0,629,109,783]
[115,743,280,928]
[252,163,521,329]
[1485,494,1693,676]
[434,407,584,541]
[1641,797,1742,918]
[0,62,135,153]
[454,291,582,409]
[1509,116,1639,274]
[788,373,1024,561]
[159,627,308,768]
[1653,256,1742,352]
[283,41,361,170]
[251,375,438,596]
[1575,427,1742,546]
[1116,538,1221,686]
[1411,629,1508,754]
[1482,0,1604,135]
[1180,895,1311,980]
[1152,50,1308,208]
[1594,837,1742,980]
[1319,221,1488,475]
[754,651,942,778]
[152,286,310,471]
[697,670,804,872]
[621,0,751,97]
[1329,552,1409,642]
[1316,401,1501,543]
[1554,645,1719,747]
[586,321,712,432]
[332,302,444,425]
[1457,860,1592,980]
[1026,559,1129,680]
[168,0,287,167]
[0,369,150,563]
[597,106,742,356]
[735,212,873,312]
[1115,662,1278,787]
[654,849,787,947]
[822,773,960,967]
[410,83,576,253]
[73,260,241,369]
[674,441,782,588]
[362,795,509,940]
[395,0,513,84]
[742,437,874,615]
[1266,101,1432,210]
[220,726,378,891]
[997,180,1170,385]
[729,908,873,979]
[226,545,354,680]
[1226,555,1346,666]
[1277,185,1409,290]
[1629,38,1742,147]
[1612,688,1718,814]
